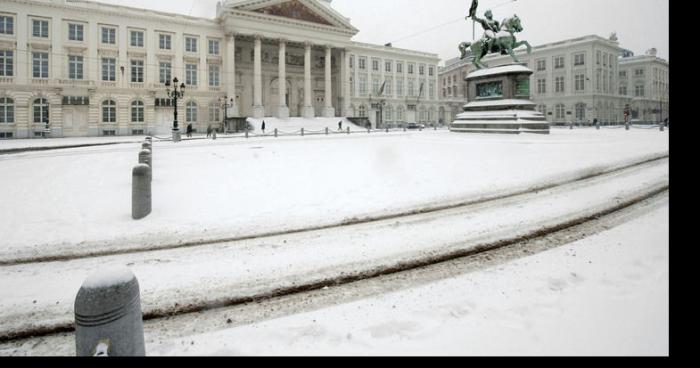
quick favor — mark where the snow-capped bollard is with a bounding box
[625,123,630,131]
[347,127,350,135]
[301,128,305,136]
[386,127,389,133]
[434,125,437,131]
[132,164,151,220]
[138,149,151,167]
[274,128,278,138]
[245,130,249,139]
[213,130,217,140]
[325,127,329,135]
[570,123,574,130]
[75,267,146,356]
[141,142,151,152]
[660,124,665,132]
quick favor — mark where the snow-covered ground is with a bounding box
[0,129,668,262]
[147,196,668,356]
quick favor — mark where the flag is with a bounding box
[417,82,424,101]
[378,80,387,96]
[469,0,479,18]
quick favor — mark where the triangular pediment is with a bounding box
[253,0,333,26]
[222,0,358,33]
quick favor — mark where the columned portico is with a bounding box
[323,45,335,117]
[302,42,315,118]
[252,35,265,118]
[277,39,289,119]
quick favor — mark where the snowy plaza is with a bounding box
[0,125,669,356]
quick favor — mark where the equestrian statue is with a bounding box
[459,0,532,69]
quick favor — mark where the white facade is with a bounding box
[0,0,440,139]
[618,48,670,123]
[438,35,668,125]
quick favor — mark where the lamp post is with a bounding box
[165,77,186,142]
[219,96,234,133]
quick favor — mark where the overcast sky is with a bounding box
[95,0,670,64]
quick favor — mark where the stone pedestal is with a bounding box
[451,64,549,135]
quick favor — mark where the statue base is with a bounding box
[451,64,549,135]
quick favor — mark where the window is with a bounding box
[372,77,380,95]
[349,76,355,97]
[131,100,144,122]
[555,76,565,93]
[185,37,198,53]
[635,85,645,97]
[397,105,404,121]
[555,104,565,120]
[0,132,12,139]
[209,103,220,122]
[358,57,366,70]
[349,56,354,68]
[536,59,546,71]
[359,74,367,96]
[537,79,546,94]
[385,61,392,73]
[101,58,116,81]
[619,85,627,96]
[101,27,116,44]
[429,81,435,99]
[130,60,144,83]
[160,62,171,84]
[596,51,601,65]
[358,105,366,118]
[102,100,116,123]
[385,77,393,96]
[208,40,220,55]
[602,53,607,67]
[159,34,172,50]
[68,24,84,41]
[396,62,403,74]
[32,20,49,38]
[186,64,198,86]
[186,101,197,122]
[408,64,414,74]
[0,50,13,76]
[130,30,144,47]
[32,52,49,78]
[396,79,403,97]
[555,56,564,69]
[619,71,627,78]
[0,16,14,35]
[575,74,585,91]
[408,79,415,97]
[385,105,393,122]
[429,67,434,77]
[0,97,14,123]
[372,59,379,71]
[33,98,49,124]
[609,54,614,68]
[68,55,83,79]
[635,68,644,77]
[574,53,585,66]
[575,103,586,121]
[209,64,220,87]
[419,65,425,75]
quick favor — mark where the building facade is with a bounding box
[438,34,669,125]
[0,0,440,139]
[618,48,670,123]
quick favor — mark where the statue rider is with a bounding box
[468,9,501,54]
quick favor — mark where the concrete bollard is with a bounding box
[434,125,437,131]
[75,267,146,356]
[570,123,574,130]
[213,130,217,140]
[245,130,249,138]
[347,127,350,135]
[301,128,305,136]
[660,124,665,132]
[141,142,151,152]
[625,123,630,131]
[274,128,278,137]
[386,127,389,133]
[325,127,329,135]
[132,164,151,220]
[138,149,151,167]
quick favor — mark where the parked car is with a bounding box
[407,123,419,130]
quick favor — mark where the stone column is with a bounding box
[277,39,289,119]
[342,49,351,116]
[302,42,315,118]
[225,34,239,116]
[323,45,335,117]
[253,35,264,118]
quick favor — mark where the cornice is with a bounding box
[224,9,356,37]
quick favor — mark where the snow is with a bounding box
[0,129,668,263]
[466,64,532,79]
[145,198,668,356]
[245,117,364,134]
[81,267,135,289]
[463,99,536,108]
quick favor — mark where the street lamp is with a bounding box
[165,77,186,142]
[219,96,234,133]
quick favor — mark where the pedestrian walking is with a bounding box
[338,121,343,131]
[206,125,212,138]
[262,120,266,134]
[186,123,193,138]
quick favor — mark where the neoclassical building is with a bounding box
[0,0,441,139]
[438,34,669,125]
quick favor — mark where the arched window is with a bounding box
[555,104,566,121]
[384,105,393,123]
[102,100,116,123]
[0,97,14,123]
[358,105,366,118]
[131,100,144,123]
[575,103,586,122]
[186,101,197,122]
[33,98,49,124]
